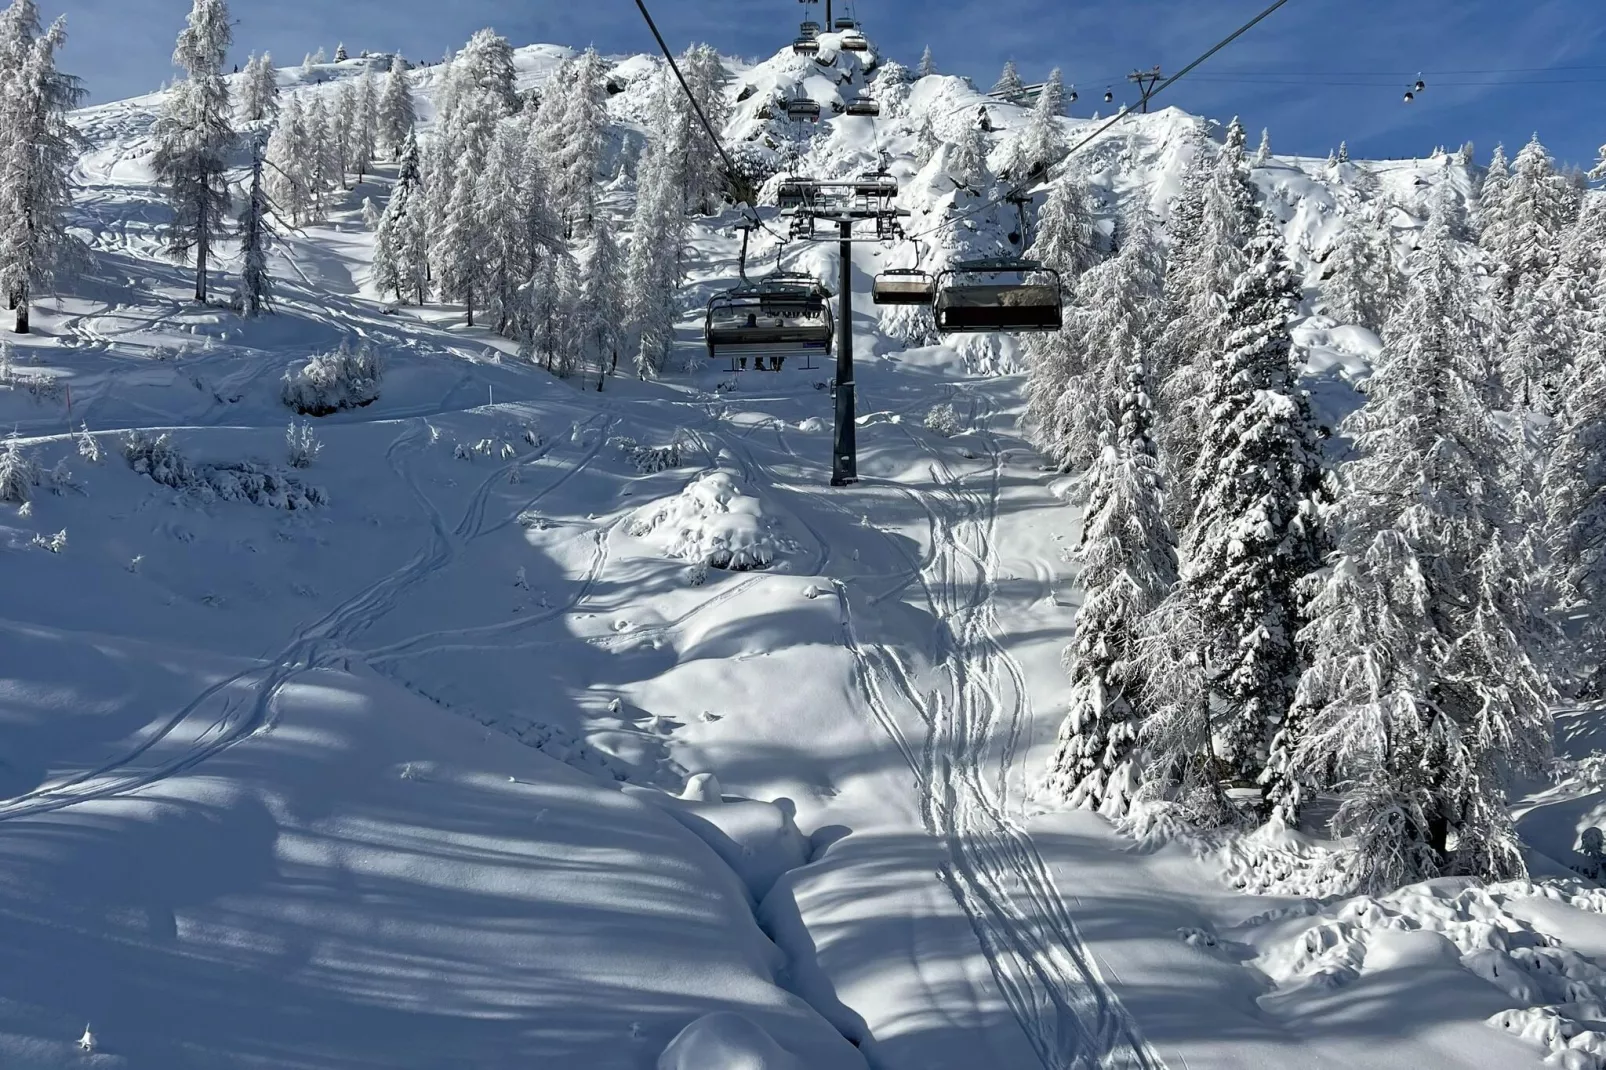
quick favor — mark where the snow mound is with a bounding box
[1264,878,1606,1066]
[658,1012,807,1070]
[282,341,383,416]
[628,470,793,571]
[630,779,811,902]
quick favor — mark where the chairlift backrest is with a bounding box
[932,260,1063,333]
[872,268,934,306]
[793,38,819,55]
[800,20,820,37]
[785,99,821,121]
[840,33,869,52]
[845,96,880,117]
[833,16,857,29]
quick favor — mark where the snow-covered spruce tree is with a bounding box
[1475,143,1509,247]
[432,164,488,326]
[334,42,347,63]
[913,112,942,167]
[1321,207,1396,335]
[1151,119,1215,385]
[1008,67,1064,179]
[624,78,688,379]
[303,95,339,209]
[0,16,83,333]
[233,139,272,316]
[0,429,37,503]
[552,47,608,235]
[677,43,731,215]
[1045,356,1178,816]
[1141,219,1323,821]
[522,244,578,374]
[350,70,377,182]
[1158,117,1257,531]
[238,51,278,122]
[377,54,415,158]
[330,80,358,188]
[0,0,40,71]
[264,94,312,225]
[870,60,913,120]
[1491,135,1578,302]
[1295,189,1552,892]
[916,46,936,78]
[1253,128,1271,166]
[947,119,991,192]
[991,58,1024,99]
[441,27,516,119]
[576,218,623,388]
[151,0,235,302]
[370,131,429,303]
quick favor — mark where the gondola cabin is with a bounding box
[933,260,1063,333]
[872,269,935,306]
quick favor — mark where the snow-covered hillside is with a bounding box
[0,17,1601,1070]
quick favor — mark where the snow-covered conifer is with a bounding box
[0,16,83,333]
[445,28,516,117]
[1475,143,1509,247]
[476,127,529,333]
[1493,135,1578,300]
[151,0,235,302]
[1045,356,1178,816]
[991,59,1024,99]
[1336,140,1349,163]
[238,52,278,122]
[349,70,377,181]
[333,42,347,63]
[624,85,688,379]
[1322,209,1396,334]
[330,80,358,188]
[676,43,731,215]
[576,218,624,387]
[233,139,273,316]
[264,93,312,224]
[431,163,487,325]
[1253,127,1271,166]
[1296,190,1551,891]
[377,54,415,158]
[303,95,338,206]
[947,119,991,191]
[371,131,428,303]
[1009,67,1064,178]
[550,47,608,234]
[917,46,936,78]
[0,429,37,503]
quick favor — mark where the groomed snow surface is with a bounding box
[0,37,1600,1070]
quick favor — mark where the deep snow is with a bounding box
[0,34,1597,1070]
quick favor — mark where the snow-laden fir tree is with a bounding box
[370,131,429,304]
[333,42,347,63]
[947,118,990,191]
[0,0,40,71]
[432,163,488,325]
[1044,355,1178,817]
[916,45,936,78]
[0,15,83,333]
[870,60,913,120]
[1295,187,1552,892]
[1157,117,1257,529]
[349,70,377,182]
[264,94,312,224]
[535,47,608,235]
[1021,177,1099,465]
[676,44,731,215]
[1321,207,1396,335]
[377,54,415,158]
[151,0,235,301]
[913,112,942,167]
[238,51,278,122]
[233,138,272,316]
[991,58,1024,99]
[440,27,516,119]
[303,95,338,208]
[1151,120,1215,385]
[330,80,357,188]
[576,218,623,387]
[624,71,689,379]
[0,429,36,503]
[1008,67,1064,179]
[523,244,578,374]
[1253,127,1271,166]
[1492,135,1579,301]
[1140,218,1323,821]
[1475,143,1509,247]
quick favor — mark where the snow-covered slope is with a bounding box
[0,34,1594,1070]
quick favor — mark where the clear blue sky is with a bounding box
[58,0,1606,169]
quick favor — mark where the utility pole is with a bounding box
[1127,66,1163,112]
[832,218,856,486]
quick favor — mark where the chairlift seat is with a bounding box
[873,269,934,306]
[799,20,821,37]
[833,17,858,29]
[785,100,822,121]
[935,283,1061,332]
[841,33,869,52]
[793,38,819,55]
[706,287,834,368]
[776,179,815,208]
[845,97,880,117]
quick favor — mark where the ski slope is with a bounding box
[0,38,1599,1070]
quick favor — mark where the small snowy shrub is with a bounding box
[282,339,383,416]
[611,435,684,474]
[628,470,792,571]
[924,403,962,436]
[123,430,327,510]
[1578,828,1606,880]
[31,529,65,553]
[127,554,143,573]
[0,434,40,503]
[286,420,322,468]
[76,423,102,463]
[123,430,197,488]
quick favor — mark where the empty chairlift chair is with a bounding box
[793,36,819,55]
[799,20,821,38]
[872,268,935,306]
[833,16,858,30]
[845,95,880,117]
[776,178,817,210]
[705,278,834,371]
[785,98,822,122]
[932,259,1063,333]
[840,31,869,52]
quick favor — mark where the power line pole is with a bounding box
[832,217,856,486]
[1127,66,1163,112]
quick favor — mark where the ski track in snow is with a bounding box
[833,386,1163,1070]
[0,412,617,820]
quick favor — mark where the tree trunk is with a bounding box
[14,296,28,335]
[196,225,209,302]
[465,292,474,327]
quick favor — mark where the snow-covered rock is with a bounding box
[628,470,794,571]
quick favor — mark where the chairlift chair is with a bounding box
[793,36,819,55]
[785,98,822,122]
[840,31,869,52]
[776,178,817,209]
[799,20,821,38]
[872,268,935,306]
[845,95,880,117]
[833,16,858,30]
[932,259,1063,333]
[705,277,834,370]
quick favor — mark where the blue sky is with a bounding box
[57,0,1606,168]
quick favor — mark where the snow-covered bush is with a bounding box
[286,420,322,468]
[31,529,66,553]
[123,430,328,510]
[924,403,961,436]
[612,435,684,474]
[282,339,383,416]
[76,423,102,464]
[628,470,791,571]
[0,435,40,503]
